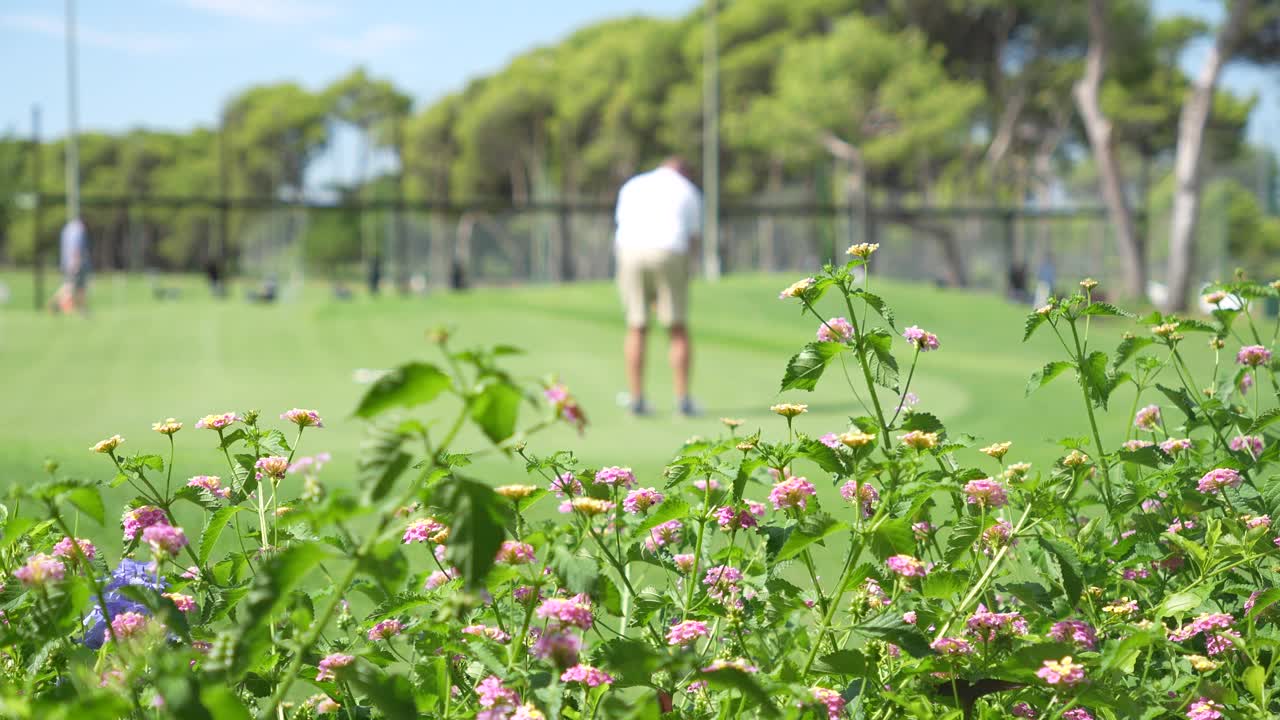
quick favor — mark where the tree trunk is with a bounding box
[1073,0,1145,300]
[1164,0,1252,311]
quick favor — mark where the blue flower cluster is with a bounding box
[83,559,166,649]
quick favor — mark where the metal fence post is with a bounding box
[31,106,43,310]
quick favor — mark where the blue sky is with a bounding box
[0,0,1275,183]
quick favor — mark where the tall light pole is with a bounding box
[701,0,720,281]
[65,0,81,222]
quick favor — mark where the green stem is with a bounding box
[1066,320,1112,508]
[800,535,863,678]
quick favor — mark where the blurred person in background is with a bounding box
[613,157,702,417]
[50,216,89,314]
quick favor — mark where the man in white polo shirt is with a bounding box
[614,157,702,417]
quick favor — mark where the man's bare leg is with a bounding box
[625,325,647,410]
[669,324,690,404]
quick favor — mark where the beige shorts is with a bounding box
[616,246,689,328]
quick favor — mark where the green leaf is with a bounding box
[636,498,689,534]
[1158,589,1207,617]
[922,570,967,600]
[358,421,412,504]
[1112,335,1155,369]
[432,477,508,591]
[1247,588,1280,620]
[348,663,419,718]
[871,518,916,559]
[354,362,451,419]
[944,516,984,563]
[1117,445,1169,469]
[900,412,944,434]
[1080,351,1116,409]
[1175,318,1216,333]
[1081,302,1133,318]
[597,638,663,688]
[863,330,900,391]
[470,379,523,445]
[200,686,253,720]
[551,546,602,595]
[815,649,866,675]
[66,486,105,525]
[799,438,844,475]
[1023,310,1048,341]
[852,612,933,657]
[1100,630,1160,674]
[780,342,846,392]
[1244,665,1266,702]
[776,513,847,561]
[236,542,329,642]
[702,667,778,717]
[1162,532,1207,566]
[1026,361,1074,397]
[1156,383,1198,421]
[1038,537,1084,611]
[199,506,245,565]
[1247,407,1280,434]
[852,288,895,329]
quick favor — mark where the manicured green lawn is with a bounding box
[0,270,1200,541]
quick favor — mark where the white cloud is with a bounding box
[179,0,340,24]
[0,13,183,54]
[315,23,416,59]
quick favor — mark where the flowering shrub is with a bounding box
[3,258,1280,720]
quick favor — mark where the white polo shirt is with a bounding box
[614,167,702,254]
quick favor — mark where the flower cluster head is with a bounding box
[1187,655,1219,672]
[1244,514,1271,530]
[195,412,241,431]
[315,653,355,682]
[1123,439,1153,451]
[142,524,188,556]
[549,472,583,498]
[1102,597,1139,616]
[543,384,587,434]
[623,487,664,514]
[1049,620,1098,651]
[496,541,536,565]
[963,478,1007,508]
[900,430,939,451]
[1160,437,1192,454]
[703,565,744,604]
[811,686,847,720]
[779,277,815,299]
[14,553,65,587]
[982,519,1016,554]
[254,456,290,482]
[281,408,323,428]
[1169,613,1234,642]
[1062,449,1090,467]
[306,695,341,715]
[980,441,1012,459]
[110,612,149,641]
[1230,435,1264,456]
[667,620,710,647]
[512,705,546,720]
[536,595,594,630]
[1133,404,1161,430]
[839,430,877,447]
[930,636,973,655]
[1197,468,1242,494]
[570,497,615,516]
[902,325,940,351]
[532,628,582,667]
[1237,345,1272,367]
[403,518,449,545]
[769,476,816,511]
[885,554,929,578]
[593,466,635,488]
[561,664,614,687]
[92,435,124,454]
[122,505,169,542]
[860,578,890,608]
[52,536,97,562]
[839,481,878,517]
[1012,703,1037,718]
[163,592,196,613]
[965,604,1028,641]
[462,624,511,643]
[495,484,538,500]
[1062,710,1094,720]
[645,520,683,552]
[715,501,766,531]
[476,675,520,709]
[770,403,808,418]
[817,317,854,343]
[187,475,231,499]
[1152,322,1181,338]
[1037,656,1086,686]
[152,418,182,435]
[1186,697,1224,720]
[846,242,879,258]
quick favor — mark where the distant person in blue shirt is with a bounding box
[51,217,90,314]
